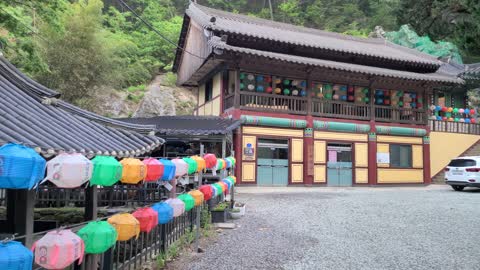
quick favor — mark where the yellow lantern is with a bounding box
[107,213,140,241]
[120,158,146,184]
[191,156,206,172]
[188,190,204,206]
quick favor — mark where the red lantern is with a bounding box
[143,158,164,182]
[442,116,447,121]
[204,154,217,169]
[384,100,390,105]
[348,95,354,101]
[470,110,475,115]
[199,185,213,200]
[266,87,273,93]
[347,86,354,93]
[132,207,158,233]
[472,118,476,124]
[264,76,272,83]
[441,107,448,112]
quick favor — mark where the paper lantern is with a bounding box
[240,73,245,80]
[292,89,299,96]
[460,118,465,122]
[204,154,217,170]
[274,78,281,84]
[465,109,470,115]
[222,179,232,190]
[224,158,232,169]
[177,194,195,211]
[247,84,255,91]
[437,116,442,121]
[266,87,273,93]
[429,105,436,111]
[108,213,140,241]
[274,88,282,94]
[283,79,290,85]
[465,118,471,123]
[182,157,198,175]
[44,153,93,188]
[90,156,123,187]
[165,198,185,218]
[256,75,264,82]
[218,182,228,193]
[470,109,476,115]
[120,158,146,184]
[199,185,213,201]
[212,183,223,196]
[265,76,272,83]
[454,118,460,122]
[300,90,307,96]
[256,85,264,92]
[453,108,459,113]
[448,107,453,112]
[210,184,218,197]
[0,143,46,189]
[348,96,354,101]
[448,117,454,121]
[143,158,164,182]
[159,159,176,181]
[191,156,206,172]
[32,229,84,269]
[226,175,237,184]
[188,190,204,206]
[283,89,290,95]
[0,241,33,270]
[364,97,370,103]
[239,83,245,90]
[472,119,476,124]
[77,221,117,254]
[317,93,324,98]
[152,202,174,224]
[216,159,226,170]
[171,158,188,177]
[459,108,465,114]
[132,207,158,233]
[247,74,254,80]
[291,80,298,86]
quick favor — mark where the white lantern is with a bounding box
[171,158,188,177]
[44,153,93,188]
[32,229,84,269]
[165,198,185,217]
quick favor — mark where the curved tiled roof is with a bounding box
[0,54,163,157]
[187,3,441,67]
[209,37,463,84]
[119,116,241,136]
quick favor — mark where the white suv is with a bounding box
[445,156,480,191]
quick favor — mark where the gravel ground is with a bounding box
[176,185,480,270]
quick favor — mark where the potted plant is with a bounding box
[233,202,246,216]
[211,202,229,223]
[229,208,242,219]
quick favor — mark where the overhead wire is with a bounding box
[0,6,49,43]
[116,0,205,60]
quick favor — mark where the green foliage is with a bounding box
[163,72,177,87]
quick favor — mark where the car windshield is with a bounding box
[448,159,476,167]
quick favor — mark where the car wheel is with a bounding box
[451,185,465,191]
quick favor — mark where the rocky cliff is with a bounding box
[94,73,196,118]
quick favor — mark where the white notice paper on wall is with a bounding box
[376,153,390,164]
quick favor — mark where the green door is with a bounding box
[327,144,353,187]
[257,139,289,186]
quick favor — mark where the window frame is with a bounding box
[389,144,413,168]
[204,78,213,103]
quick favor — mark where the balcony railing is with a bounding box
[429,120,480,135]
[232,92,428,124]
[239,92,308,115]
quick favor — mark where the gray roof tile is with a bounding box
[0,55,163,157]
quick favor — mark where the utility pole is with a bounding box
[268,0,274,20]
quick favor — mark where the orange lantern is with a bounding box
[188,190,204,206]
[218,182,228,194]
[132,207,158,233]
[143,158,164,182]
[107,213,140,241]
[191,156,206,172]
[120,158,146,184]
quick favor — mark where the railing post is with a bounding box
[102,248,114,270]
[233,69,240,109]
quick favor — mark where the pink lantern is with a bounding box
[459,108,465,114]
[143,158,164,182]
[171,158,188,177]
[165,198,185,217]
[32,229,84,269]
[44,153,93,188]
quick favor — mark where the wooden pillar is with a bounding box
[234,128,242,184]
[368,123,377,186]
[369,79,375,121]
[233,68,241,109]
[84,185,98,221]
[6,189,35,246]
[423,136,431,185]
[303,116,314,186]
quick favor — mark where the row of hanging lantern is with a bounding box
[0,143,236,189]
[0,175,236,270]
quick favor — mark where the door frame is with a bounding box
[255,136,291,185]
[325,141,355,186]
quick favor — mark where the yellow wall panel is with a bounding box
[314,131,367,142]
[377,135,422,144]
[377,169,423,183]
[355,143,368,167]
[430,132,480,176]
[412,145,423,168]
[242,135,256,161]
[198,85,205,107]
[314,165,326,183]
[198,106,205,116]
[243,127,304,137]
[212,73,221,97]
[355,168,368,183]
[377,143,389,153]
[242,162,256,182]
[291,164,304,183]
[211,99,221,116]
[314,141,326,164]
[204,103,212,115]
[292,139,304,162]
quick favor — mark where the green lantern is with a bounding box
[90,156,123,186]
[240,73,245,80]
[212,183,223,196]
[177,194,195,211]
[324,84,332,91]
[325,93,332,99]
[240,83,245,90]
[396,91,403,97]
[364,97,370,103]
[363,88,369,94]
[446,112,451,117]
[453,108,459,114]
[283,88,290,95]
[283,79,290,85]
[182,157,198,175]
[398,101,403,107]
[77,221,117,254]
[216,159,225,170]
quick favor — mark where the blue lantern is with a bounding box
[300,90,307,97]
[152,202,173,224]
[256,76,264,82]
[436,116,442,121]
[0,240,33,270]
[256,85,265,92]
[300,81,307,87]
[465,109,471,115]
[159,159,176,181]
[0,143,46,189]
[411,102,416,108]
[435,105,441,111]
[466,118,471,123]
[341,95,347,101]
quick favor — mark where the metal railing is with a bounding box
[429,120,480,135]
[373,105,427,125]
